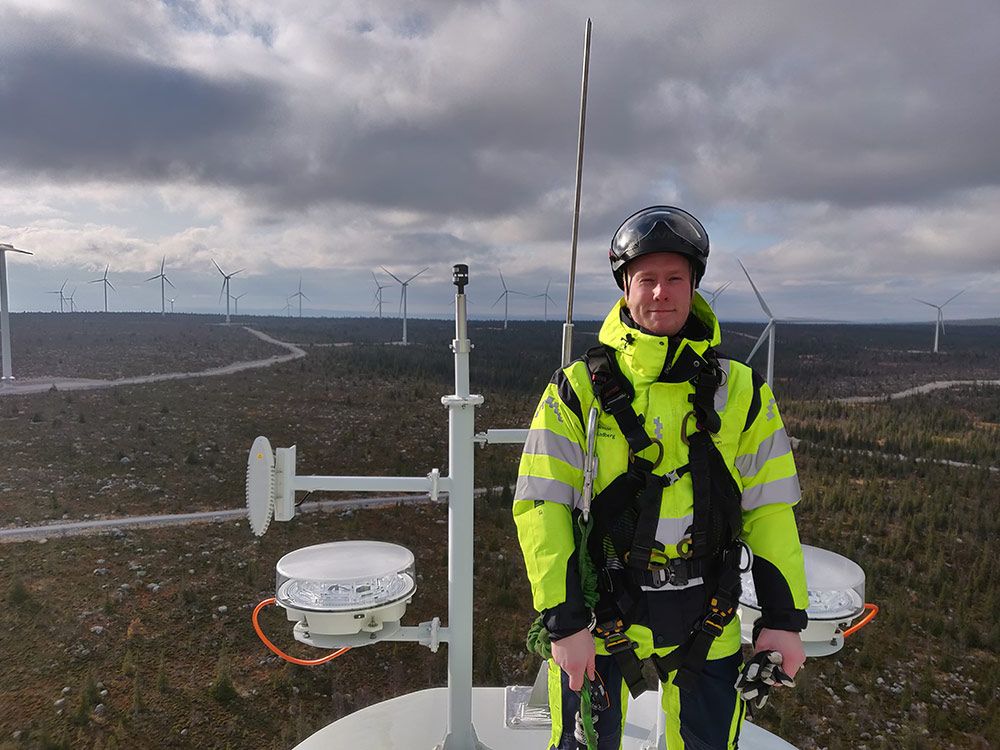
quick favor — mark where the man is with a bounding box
[514,206,808,749]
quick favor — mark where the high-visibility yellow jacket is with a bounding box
[513,294,808,658]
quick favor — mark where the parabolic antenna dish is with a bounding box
[247,436,275,537]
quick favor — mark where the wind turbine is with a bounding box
[372,272,389,319]
[212,259,243,325]
[381,266,428,345]
[90,264,115,313]
[703,281,732,314]
[281,299,292,317]
[289,278,309,318]
[534,279,557,322]
[738,259,777,387]
[0,243,32,380]
[233,292,247,316]
[67,287,77,313]
[145,256,175,315]
[168,297,176,313]
[491,269,526,330]
[47,280,68,313]
[914,290,965,354]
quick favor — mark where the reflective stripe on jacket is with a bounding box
[513,293,809,651]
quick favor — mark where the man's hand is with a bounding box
[551,628,596,692]
[754,628,805,678]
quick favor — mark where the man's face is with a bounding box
[624,253,693,337]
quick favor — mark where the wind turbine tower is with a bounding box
[146,256,175,315]
[0,243,32,381]
[233,292,247,316]
[372,272,389,319]
[289,278,310,318]
[491,269,526,330]
[168,297,176,313]
[213,259,244,325]
[534,279,556,322]
[90,264,115,313]
[915,290,965,354]
[738,260,778,387]
[381,266,428,345]
[281,299,292,317]
[67,287,77,313]
[47,280,68,313]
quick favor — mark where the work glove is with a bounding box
[735,650,795,711]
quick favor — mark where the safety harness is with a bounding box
[581,342,747,697]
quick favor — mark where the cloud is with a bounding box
[0,0,998,318]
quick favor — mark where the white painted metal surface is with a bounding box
[293,687,798,750]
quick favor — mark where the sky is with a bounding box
[1,0,998,323]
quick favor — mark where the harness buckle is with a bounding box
[603,631,637,655]
[700,596,736,637]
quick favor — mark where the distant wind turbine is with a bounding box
[212,259,243,325]
[145,256,175,315]
[914,290,965,354]
[0,242,33,380]
[168,297,176,313]
[67,287,77,313]
[738,260,778,387]
[492,269,527,330]
[381,266,428,345]
[703,281,732,314]
[90,264,116,313]
[233,292,247,316]
[289,278,309,318]
[47,280,68,313]
[534,279,557,322]
[281,299,292,317]
[372,272,389,319]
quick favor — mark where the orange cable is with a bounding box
[843,603,879,638]
[252,597,352,666]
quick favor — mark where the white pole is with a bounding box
[0,251,12,380]
[561,18,592,367]
[402,284,409,345]
[934,314,940,354]
[767,323,776,387]
[441,264,482,749]
[225,279,231,325]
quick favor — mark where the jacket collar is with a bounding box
[597,293,721,386]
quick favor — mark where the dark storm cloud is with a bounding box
[0,20,278,184]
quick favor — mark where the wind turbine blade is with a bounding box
[737,259,773,318]
[89,278,103,284]
[545,279,552,296]
[106,280,116,292]
[161,257,166,273]
[719,280,732,294]
[747,320,775,362]
[913,298,939,309]
[302,293,311,302]
[942,288,966,307]
[380,266,404,284]
[164,276,175,288]
[212,259,225,276]
[220,281,227,301]
[404,267,429,284]
[231,268,245,277]
[103,264,110,279]
[498,269,508,291]
[145,274,160,282]
[60,280,68,292]
[491,291,506,308]
[938,310,946,335]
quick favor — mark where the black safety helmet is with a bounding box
[609,205,710,289]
